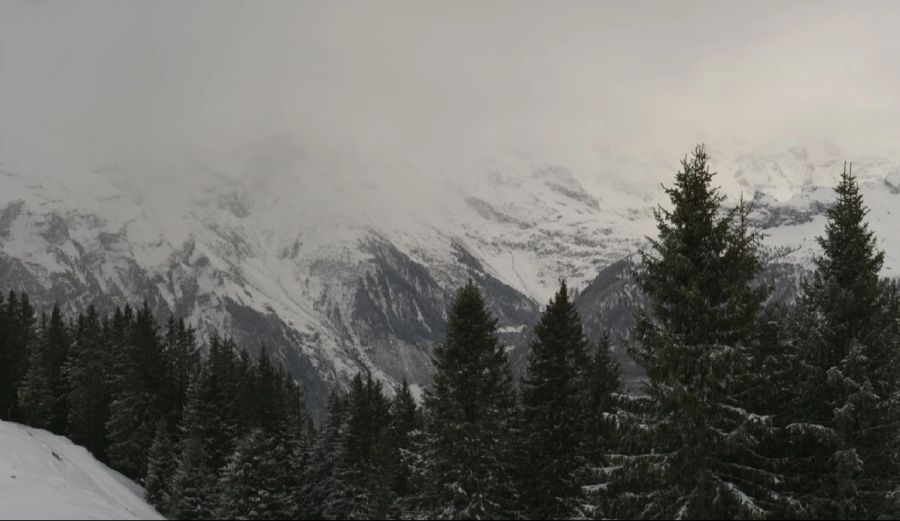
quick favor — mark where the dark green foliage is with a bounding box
[417,280,520,519]
[106,303,167,481]
[45,305,72,433]
[18,313,56,429]
[304,391,348,519]
[789,166,900,518]
[145,419,178,509]
[519,281,592,519]
[387,378,423,517]
[595,146,785,519]
[0,291,35,421]
[216,429,288,520]
[161,317,200,427]
[64,305,111,457]
[582,335,621,461]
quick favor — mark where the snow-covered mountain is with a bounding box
[0,420,162,520]
[1,142,899,414]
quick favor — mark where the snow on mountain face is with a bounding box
[0,420,162,520]
[1,144,899,414]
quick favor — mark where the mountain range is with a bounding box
[2,141,899,416]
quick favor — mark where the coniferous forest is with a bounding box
[2,146,899,520]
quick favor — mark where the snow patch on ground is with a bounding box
[0,420,162,520]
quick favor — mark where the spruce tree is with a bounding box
[519,280,592,519]
[145,419,177,510]
[168,371,217,520]
[161,317,200,427]
[65,306,111,457]
[106,303,165,480]
[582,334,621,461]
[45,304,71,433]
[18,313,55,429]
[417,280,520,519]
[304,391,348,519]
[789,165,900,518]
[0,291,34,421]
[215,428,286,520]
[388,378,423,517]
[595,146,784,519]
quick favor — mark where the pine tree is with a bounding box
[331,373,394,519]
[18,313,56,429]
[161,317,200,427]
[106,303,165,480]
[519,281,592,519]
[582,334,621,461]
[65,306,111,457]
[274,371,312,519]
[0,291,35,421]
[145,419,177,510]
[216,428,286,520]
[387,378,423,517]
[168,372,217,520]
[417,280,520,519]
[304,391,348,519]
[595,146,785,519]
[789,165,900,518]
[45,304,72,433]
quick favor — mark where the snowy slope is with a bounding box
[0,420,162,520]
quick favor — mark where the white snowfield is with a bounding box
[0,420,163,520]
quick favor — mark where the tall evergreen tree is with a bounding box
[417,280,520,519]
[216,428,287,520]
[145,419,178,510]
[789,165,900,518]
[65,305,111,457]
[106,303,166,480]
[304,391,348,519]
[18,313,56,429]
[44,304,72,433]
[519,281,592,519]
[0,291,34,421]
[168,371,217,520]
[595,146,784,519]
[582,334,621,462]
[387,378,423,517]
[161,317,200,427]
[334,373,394,519]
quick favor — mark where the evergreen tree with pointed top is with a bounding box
[595,146,785,519]
[0,291,34,421]
[582,334,621,463]
[789,166,900,518]
[18,313,55,429]
[304,390,348,519]
[168,370,217,520]
[388,378,423,516]
[417,280,520,520]
[519,280,592,519]
[106,302,166,480]
[161,316,200,428]
[65,305,111,457]
[215,428,287,520]
[45,304,72,433]
[144,419,177,510]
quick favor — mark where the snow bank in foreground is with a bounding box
[0,420,163,520]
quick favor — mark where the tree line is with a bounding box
[1,145,898,519]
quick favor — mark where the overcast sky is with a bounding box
[2,1,900,178]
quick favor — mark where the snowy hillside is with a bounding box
[1,142,899,413]
[0,420,162,520]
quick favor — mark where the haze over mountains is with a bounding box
[2,140,898,413]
